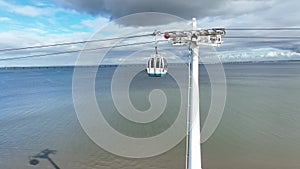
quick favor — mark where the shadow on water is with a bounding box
[29,149,60,169]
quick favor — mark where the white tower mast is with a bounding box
[188,17,201,169]
[162,18,225,169]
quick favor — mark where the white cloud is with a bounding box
[72,17,110,31]
[81,17,109,28]
[0,30,90,48]
[0,17,11,22]
[266,51,277,57]
[0,30,92,67]
[24,28,48,34]
[0,0,56,17]
[218,48,300,62]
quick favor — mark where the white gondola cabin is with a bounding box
[146,54,167,77]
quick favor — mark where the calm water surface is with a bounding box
[1,62,300,169]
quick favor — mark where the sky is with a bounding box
[1,0,300,66]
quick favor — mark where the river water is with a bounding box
[1,62,300,169]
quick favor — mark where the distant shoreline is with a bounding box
[1,60,300,69]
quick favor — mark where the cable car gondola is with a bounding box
[147,54,167,77]
[146,32,167,77]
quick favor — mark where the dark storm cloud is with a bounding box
[53,0,300,58]
[55,0,221,19]
[53,0,276,26]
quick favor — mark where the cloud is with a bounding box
[0,17,11,22]
[51,0,300,57]
[53,0,278,26]
[2,0,300,66]
[0,0,56,17]
[0,30,91,67]
[218,48,300,62]
[80,17,109,30]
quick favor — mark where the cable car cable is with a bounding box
[224,36,300,39]
[0,40,167,61]
[225,28,300,31]
[0,33,153,52]
[1,28,300,53]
